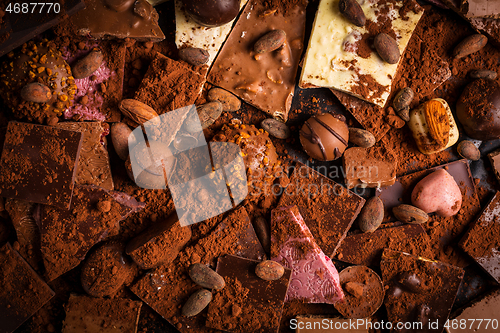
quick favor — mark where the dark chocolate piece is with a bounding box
[0,122,83,209]
[0,0,85,57]
[381,249,464,333]
[278,162,365,257]
[37,185,145,281]
[0,243,55,333]
[205,254,292,332]
[459,191,500,283]
[62,295,142,333]
[182,0,240,27]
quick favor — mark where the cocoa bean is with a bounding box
[72,49,104,79]
[374,33,400,64]
[261,118,291,139]
[348,128,376,148]
[254,30,286,54]
[189,263,225,290]
[255,260,284,281]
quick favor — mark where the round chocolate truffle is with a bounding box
[456,79,500,141]
[182,0,240,27]
[299,113,349,161]
[213,123,279,200]
[0,40,77,123]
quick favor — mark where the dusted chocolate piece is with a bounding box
[334,265,384,318]
[0,0,84,57]
[0,243,55,333]
[214,123,279,201]
[62,295,142,333]
[181,0,240,27]
[456,79,500,141]
[270,205,344,305]
[300,113,349,161]
[381,249,464,333]
[37,185,145,281]
[69,0,164,41]
[342,146,397,188]
[447,289,500,333]
[208,0,307,121]
[294,316,370,332]
[125,210,191,269]
[279,162,365,256]
[0,41,77,123]
[0,122,83,209]
[57,122,114,191]
[460,191,500,283]
[335,224,430,266]
[205,254,292,332]
[488,149,500,184]
[376,159,480,267]
[81,242,134,297]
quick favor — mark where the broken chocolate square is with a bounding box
[270,205,344,304]
[206,254,292,333]
[57,122,114,190]
[381,249,464,333]
[278,162,365,257]
[0,121,83,209]
[62,294,142,333]
[36,185,145,281]
[459,191,500,283]
[0,243,55,333]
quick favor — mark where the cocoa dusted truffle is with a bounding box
[214,123,279,200]
[456,79,500,140]
[299,113,349,161]
[182,0,240,27]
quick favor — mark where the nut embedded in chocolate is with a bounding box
[338,0,366,27]
[300,113,349,161]
[252,216,270,253]
[179,47,210,66]
[374,33,400,64]
[254,29,287,54]
[182,0,240,27]
[20,82,52,103]
[452,34,488,59]
[71,49,104,79]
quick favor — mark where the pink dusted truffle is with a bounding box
[411,169,462,217]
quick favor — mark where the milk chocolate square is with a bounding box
[0,243,55,333]
[459,191,500,283]
[278,162,365,257]
[0,122,83,209]
[57,122,114,190]
[37,185,145,281]
[208,0,307,122]
[62,295,142,333]
[381,249,464,333]
[206,255,292,333]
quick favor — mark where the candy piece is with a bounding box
[411,169,462,217]
[343,146,397,188]
[271,205,344,304]
[408,98,459,155]
[182,0,240,27]
[456,79,500,140]
[299,113,349,161]
[300,0,424,107]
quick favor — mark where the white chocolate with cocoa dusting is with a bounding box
[299,0,423,107]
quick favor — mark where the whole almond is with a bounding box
[261,118,291,139]
[111,122,133,160]
[457,140,480,161]
[182,289,212,317]
[252,216,270,252]
[393,87,414,112]
[72,49,104,79]
[208,87,241,112]
[196,101,223,129]
[255,260,285,281]
[20,82,52,103]
[392,204,429,224]
[452,34,488,59]
[339,0,366,27]
[357,197,384,233]
[254,30,286,54]
[189,263,225,290]
[179,47,210,66]
[374,33,400,64]
[119,99,160,126]
[470,69,497,80]
[348,128,375,148]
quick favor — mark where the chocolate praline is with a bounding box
[182,0,240,27]
[456,79,500,141]
[299,113,349,161]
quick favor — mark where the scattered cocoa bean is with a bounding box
[452,34,488,59]
[197,101,223,129]
[111,122,134,161]
[348,128,375,148]
[255,260,284,281]
[20,82,52,103]
[207,87,241,111]
[457,140,480,161]
[393,87,414,112]
[397,107,410,122]
[374,33,400,64]
[470,69,497,80]
[72,49,104,79]
[392,204,429,224]
[119,99,160,126]
[182,289,212,317]
[357,197,384,233]
[189,263,225,290]
[338,0,366,27]
[261,118,291,139]
[254,30,286,54]
[179,47,210,66]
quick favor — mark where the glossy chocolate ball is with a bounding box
[300,113,349,161]
[182,0,240,27]
[457,79,500,141]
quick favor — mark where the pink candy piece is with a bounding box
[271,205,344,304]
[411,168,462,217]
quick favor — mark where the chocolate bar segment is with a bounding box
[0,122,83,209]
